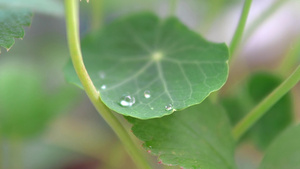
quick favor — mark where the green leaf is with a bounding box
[65,13,229,119]
[0,9,32,51]
[247,72,293,149]
[0,0,64,51]
[221,94,247,126]
[0,0,64,16]
[259,124,300,169]
[221,72,293,149]
[0,64,78,138]
[127,100,236,169]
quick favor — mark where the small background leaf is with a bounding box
[221,72,293,149]
[0,0,64,16]
[0,9,32,51]
[0,0,64,51]
[127,99,236,169]
[0,64,78,139]
[65,13,229,119]
[259,124,300,169]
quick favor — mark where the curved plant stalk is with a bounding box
[64,0,151,168]
[90,0,102,31]
[10,138,22,169]
[0,138,2,169]
[229,0,252,60]
[232,65,300,140]
[170,0,177,16]
[278,37,300,76]
[198,1,226,34]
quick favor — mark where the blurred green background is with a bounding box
[0,0,300,169]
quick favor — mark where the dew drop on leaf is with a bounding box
[119,95,136,107]
[144,90,151,99]
[165,104,173,111]
[101,85,106,90]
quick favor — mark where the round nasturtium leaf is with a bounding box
[65,13,229,119]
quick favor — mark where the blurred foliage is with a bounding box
[221,72,293,150]
[259,124,300,169]
[0,64,78,139]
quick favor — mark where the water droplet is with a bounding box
[101,85,106,90]
[165,104,173,111]
[98,71,106,79]
[120,95,136,107]
[144,90,151,99]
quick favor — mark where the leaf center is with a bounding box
[152,51,163,61]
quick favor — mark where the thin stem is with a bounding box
[244,0,288,41]
[90,0,102,31]
[169,0,177,16]
[229,0,252,60]
[0,137,2,169]
[199,2,224,34]
[232,65,300,140]
[278,37,300,76]
[64,1,151,169]
[10,139,22,169]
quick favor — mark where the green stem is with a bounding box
[278,37,300,76]
[0,138,2,169]
[64,1,151,169]
[232,65,300,140]
[229,0,252,60]
[90,0,102,31]
[169,0,177,16]
[244,0,288,41]
[10,139,22,169]
[199,2,224,34]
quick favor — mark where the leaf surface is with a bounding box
[259,124,300,169]
[127,100,236,169]
[65,13,229,119]
[0,9,32,51]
